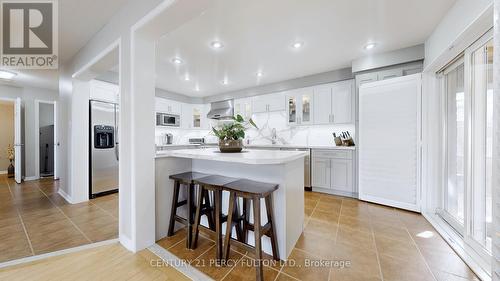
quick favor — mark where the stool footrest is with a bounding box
[174,216,187,225]
[176,200,187,207]
[244,222,272,237]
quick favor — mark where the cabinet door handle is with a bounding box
[331,114,334,123]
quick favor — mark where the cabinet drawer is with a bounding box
[312,149,352,159]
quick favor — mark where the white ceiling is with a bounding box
[59,0,129,63]
[1,0,128,91]
[156,0,456,97]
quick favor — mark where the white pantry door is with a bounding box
[358,74,421,212]
[14,97,22,184]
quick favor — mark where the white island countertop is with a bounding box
[155,147,307,165]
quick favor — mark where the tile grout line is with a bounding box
[219,250,246,281]
[402,218,438,281]
[328,197,344,281]
[37,186,93,244]
[369,209,385,281]
[5,178,35,256]
[88,200,118,220]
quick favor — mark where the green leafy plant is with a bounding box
[212,114,258,140]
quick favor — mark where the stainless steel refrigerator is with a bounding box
[90,100,119,198]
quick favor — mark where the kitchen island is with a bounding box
[155,147,306,260]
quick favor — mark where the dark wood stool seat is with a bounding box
[167,171,211,249]
[192,175,244,261]
[169,171,210,184]
[223,179,279,281]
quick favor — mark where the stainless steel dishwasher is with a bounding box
[280,147,311,188]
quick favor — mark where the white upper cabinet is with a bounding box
[155,97,181,115]
[234,98,252,118]
[331,80,354,124]
[312,80,354,125]
[181,103,209,130]
[287,87,314,125]
[312,85,332,125]
[252,93,285,113]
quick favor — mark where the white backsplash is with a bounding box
[155,111,355,147]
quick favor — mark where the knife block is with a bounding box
[342,138,355,146]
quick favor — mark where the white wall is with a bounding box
[58,0,165,250]
[425,0,492,70]
[0,84,58,179]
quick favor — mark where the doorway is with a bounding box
[37,102,55,178]
[0,100,15,177]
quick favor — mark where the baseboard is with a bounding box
[119,235,135,252]
[358,194,420,212]
[24,176,39,181]
[312,187,357,198]
[58,189,73,204]
[0,170,6,175]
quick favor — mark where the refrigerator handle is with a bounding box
[115,142,119,161]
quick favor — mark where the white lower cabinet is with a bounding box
[312,157,331,189]
[330,158,353,193]
[311,149,355,197]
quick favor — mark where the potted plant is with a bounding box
[6,144,14,178]
[212,114,258,153]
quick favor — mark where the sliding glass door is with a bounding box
[442,59,466,233]
[440,30,493,259]
[470,38,493,252]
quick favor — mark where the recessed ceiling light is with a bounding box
[171,57,183,64]
[292,41,303,49]
[256,71,263,77]
[364,43,376,50]
[210,41,224,49]
[0,70,16,80]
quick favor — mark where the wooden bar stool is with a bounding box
[223,179,279,281]
[192,175,241,261]
[168,171,212,249]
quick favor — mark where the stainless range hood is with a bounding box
[207,99,234,120]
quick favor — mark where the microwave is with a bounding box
[156,113,180,127]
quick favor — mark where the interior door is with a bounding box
[53,101,58,179]
[14,98,22,183]
[358,74,421,212]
